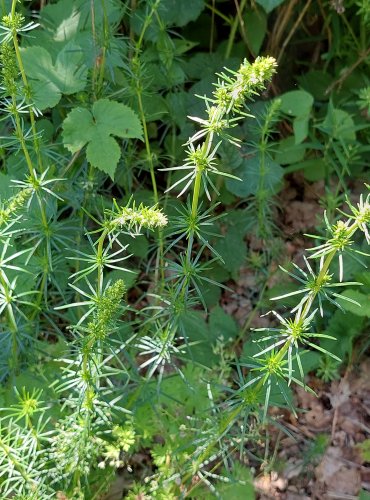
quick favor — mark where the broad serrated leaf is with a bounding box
[297,70,332,101]
[21,42,87,109]
[158,0,205,27]
[41,0,122,36]
[178,311,219,367]
[92,99,143,139]
[62,99,143,178]
[213,227,246,277]
[62,107,94,152]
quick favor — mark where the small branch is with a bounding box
[325,47,370,95]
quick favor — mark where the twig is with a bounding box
[325,47,370,95]
[276,0,313,65]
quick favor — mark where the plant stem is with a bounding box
[133,3,164,288]
[96,228,109,296]
[11,0,43,171]
[0,437,35,485]
[224,0,247,59]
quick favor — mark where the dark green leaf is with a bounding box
[297,70,332,101]
[244,8,267,56]
[226,155,284,197]
[275,136,306,165]
[209,306,238,341]
[158,0,205,27]
[21,43,87,109]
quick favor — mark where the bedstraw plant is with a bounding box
[0,0,369,498]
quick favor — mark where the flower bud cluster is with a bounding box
[49,418,105,479]
[99,423,136,469]
[0,187,32,227]
[352,192,370,243]
[110,200,168,235]
[213,56,278,115]
[0,42,18,96]
[86,279,125,343]
[2,13,25,33]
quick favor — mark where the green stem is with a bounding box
[11,0,43,171]
[12,98,34,176]
[96,228,109,296]
[136,90,158,204]
[224,0,248,59]
[0,266,18,376]
[0,437,35,485]
[130,2,164,289]
[186,133,212,264]
[135,0,161,52]
[205,2,232,24]
[10,3,51,327]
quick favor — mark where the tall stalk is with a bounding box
[185,191,370,480]
[130,0,164,287]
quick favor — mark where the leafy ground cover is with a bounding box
[0,0,369,498]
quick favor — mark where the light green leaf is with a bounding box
[62,99,143,178]
[21,42,87,109]
[321,106,356,141]
[41,0,122,37]
[359,489,370,500]
[62,107,94,153]
[357,440,370,462]
[255,0,285,13]
[213,463,255,499]
[280,90,314,117]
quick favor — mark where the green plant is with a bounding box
[0,0,369,498]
